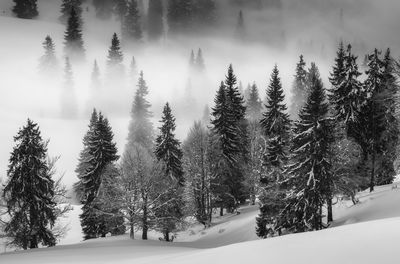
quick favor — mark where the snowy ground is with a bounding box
[2,180,400,263]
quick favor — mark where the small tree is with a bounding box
[39,35,58,74]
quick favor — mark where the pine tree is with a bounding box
[361,49,391,192]
[289,55,308,119]
[127,71,154,150]
[154,103,185,241]
[64,7,85,61]
[107,33,124,67]
[74,109,99,203]
[39,35,57,74]
[378,49,399,185]
[328,43,363,135]
[210,65,248,211]
[3,119,57,249]
[123,0,143,41]
[246,83,262,122]
[79,112,119,239]
[91,60,101,86]
[195,48,205,72]
[155,103,184,185]
[280,64,333,232]
[147,0,164,41]
[129,56,138,80]
[256,65,291,238]
[59,0,83,24]
[13,0,38,19]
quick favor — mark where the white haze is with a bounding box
[0,0,399,188]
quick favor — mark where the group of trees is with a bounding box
[255,43,399,237]
[2,34,400,250]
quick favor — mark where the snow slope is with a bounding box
[1,215,399,263]
[3,182,400,262]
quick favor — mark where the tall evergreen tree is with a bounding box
[155,103,184,185]
[59,0,83,24]
[64,7,85,61]
[289,55,308,119]
[378,49,399,185]
[256,65,291,238]
[123,0,143,41]
[39,35,58,74]
[79,112,119,239]
[127,71,153,150]
[3,120,57,249]
[154,103,185,241]
[210,65,248,211]
[361,49,391,192]
[280,64,333,232]
[147,0,164,41]
[13,0,38,19]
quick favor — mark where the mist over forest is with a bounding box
[1,0,399,189]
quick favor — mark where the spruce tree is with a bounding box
[378,49,399,185]
[107,33,124,67]
[155,103,184,185]
[154,103,185,241]
[195,48,205,72]
[39,35,57,74]
[64,7,85,61]
[210,65,248,211]
[246,83,262,122]
[123,0,143,41]
[127,71,154,150]
[329,43,363,135]
[256,65,291,238]
[147,0,164,41]
[361,49,390,192]
[59,0,83,24]
[79,112,119,239]
[3,119,57,249]
[13,0,38,19]
[289,55,307,119]
[281,64,333,232]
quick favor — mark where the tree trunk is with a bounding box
[142,202,148,240]
[220,207,224,216]
[164,231,170,242]
[370,152,375,192]
[327,198,333,223]
[129,210,135,239]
